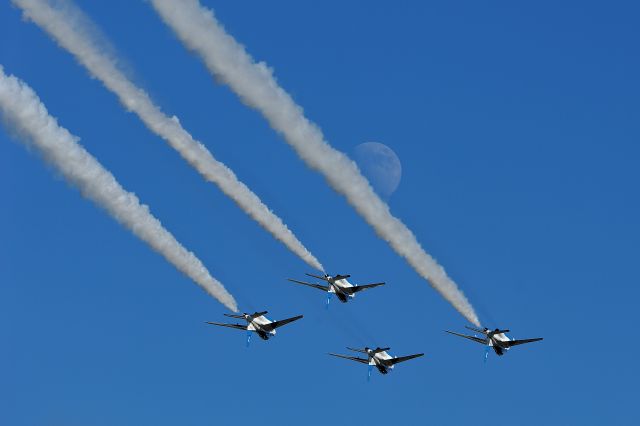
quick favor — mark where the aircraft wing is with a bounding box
[445,330,487,345]
[205,322,247,331]
[328,353,369,364]
[263,315,303,332]
[388,353,424,366]
[343,282,385,295]
[504,337,543,347]
[287,278,330,292]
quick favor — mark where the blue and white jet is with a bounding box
[287,273,384,306]
[445,326,543,356]
[206,311,303,344]
[329,346,424,379]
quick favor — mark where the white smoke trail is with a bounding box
[0,66,238,311]
[12,0,323,272]
[150,0,480,326]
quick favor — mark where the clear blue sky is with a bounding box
[2,1,639,424]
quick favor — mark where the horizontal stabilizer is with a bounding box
[445,330,487,345]
[346,347,368,354]
[328,353,369,364]
[465,325,487,334]
[334,274,351,281]
[372,347,390,354]
[305,273,329,282]
[287,278,330,292]
[205,322,247,331]
[223,314,245,319]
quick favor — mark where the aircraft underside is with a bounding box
[255,330,270,340]
[336,292,349,303]
[376,364,390,374]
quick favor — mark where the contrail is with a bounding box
[150,0,480,326]
[12,0,323,272]
[0,66,237,311]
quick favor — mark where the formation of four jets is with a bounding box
[206,272,543,378]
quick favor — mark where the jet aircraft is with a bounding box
[445,326,543,357]
[329,346,424,379]
[287,273,384,306]
[206,311,303,345]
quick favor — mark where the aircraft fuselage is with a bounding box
[329,278,356,303]
[488,333,512,356]
[367,350,395,374]
[246,315,277,340]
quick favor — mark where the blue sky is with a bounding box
[1,1,639,424]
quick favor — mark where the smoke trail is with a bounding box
[12,0,323,272]
[0,66,237,311]
[150,0,480,326]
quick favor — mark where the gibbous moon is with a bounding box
[353,142,402,199]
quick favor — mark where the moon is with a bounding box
[353,142,402,199]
